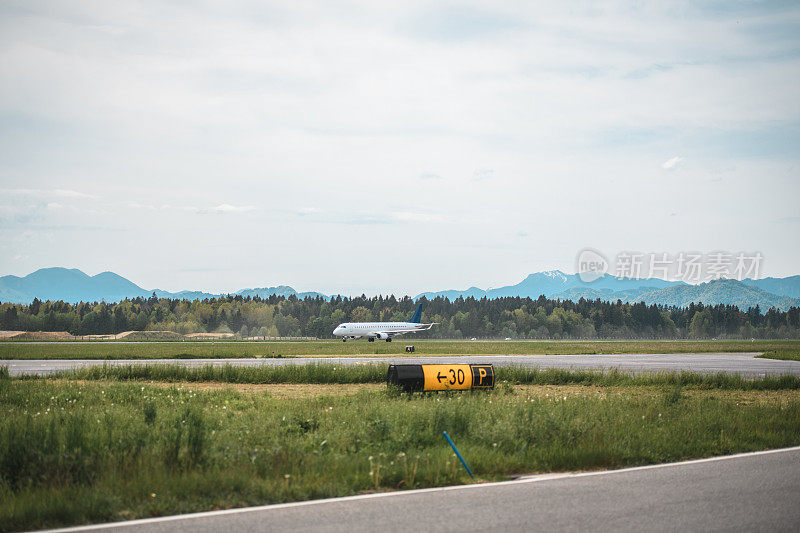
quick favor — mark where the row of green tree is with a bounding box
[2,294,799,339]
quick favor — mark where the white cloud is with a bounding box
[152,204,255,214]
[0,188,99,200]
[210,204,256,213]
[472,169,494,181]
[661,156,685,170]
[126,201,156,210]
[51,189,100,199]
[394,212,447,223]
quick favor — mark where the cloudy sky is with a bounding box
[1,1,798,296]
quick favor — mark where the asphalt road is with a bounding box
[50,447,800,533]
[5,352,800,377]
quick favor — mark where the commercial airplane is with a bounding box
[332,303,437,342]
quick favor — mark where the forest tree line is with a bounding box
[1,293,799,339]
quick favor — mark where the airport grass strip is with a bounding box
[16,362,800,390]
[2,339,800,359]
[756,349,800,362]
[0,378,799,531]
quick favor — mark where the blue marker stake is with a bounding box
[443,431,474,479]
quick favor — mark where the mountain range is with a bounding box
[415,270,800,311]
[551,280,800,311]
[1,267,799,311]
[415,270,682,300]
[0,268,326,304]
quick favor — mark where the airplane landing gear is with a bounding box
[386,338,392,342]
[368,337,375,342]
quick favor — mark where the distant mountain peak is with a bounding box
[94,271,126,278]
[540,270,567,280]
[27,267,89,279]
[524,270,567,280]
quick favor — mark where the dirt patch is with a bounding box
[9,331,75,340]
[183,382,383,398]
[119,331,185,341]
[680,388,800,404]
[59,380,382,399]
[513,384,657,399]
[185,332,234,339]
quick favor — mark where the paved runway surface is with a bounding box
[51,447,800,533]
[5,352,800,377]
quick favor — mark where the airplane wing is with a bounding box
[370,324,439,337]
[370,330,411,337]
[396,323,439,334]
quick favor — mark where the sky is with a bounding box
[1,1,799,296]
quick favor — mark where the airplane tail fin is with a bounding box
[409,303,423,324]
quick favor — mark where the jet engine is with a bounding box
[374,332,389,340]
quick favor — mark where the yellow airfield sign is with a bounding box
[423,364,473,390]
[387,363,495,392]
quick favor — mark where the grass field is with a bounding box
[1,339,799,359]
[1,373,799,531]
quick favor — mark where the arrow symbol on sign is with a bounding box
[437,372,446,383]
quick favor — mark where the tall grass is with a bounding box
[28,362,800,390]
[496,366,800,390]
[1,379,799,531]
[38,362,386,384]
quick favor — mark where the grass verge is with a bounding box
[756,349,800,362]
[1,339,799,359]
[0,378,798,531]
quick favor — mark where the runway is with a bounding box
[49,447,800,532]
[5,352,800,377]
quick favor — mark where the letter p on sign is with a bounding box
[471,365,494,389]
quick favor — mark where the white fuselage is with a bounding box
[332,321,429,340]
